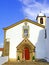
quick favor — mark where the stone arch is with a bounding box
[17,38,35,61]
[40,18,43,24]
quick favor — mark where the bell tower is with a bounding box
[36,12,46,26]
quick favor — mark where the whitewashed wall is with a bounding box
[0,56,8,65]
[28,23,46,59]
[6,22,46,60]
[0,51,2,56]
[6,23,24,59]
[46,18,49,62]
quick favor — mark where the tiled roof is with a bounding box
[0,48,4,51]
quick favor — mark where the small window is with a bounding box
[23,22,29,38]
[24,29,28,37]
[40,18,43,24]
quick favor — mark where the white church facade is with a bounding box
[2,12,49,62]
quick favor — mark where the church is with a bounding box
[2,12,48,62]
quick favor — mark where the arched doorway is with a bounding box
[22,47,30,60]
[17,38,35,61]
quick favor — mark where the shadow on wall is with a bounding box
[0,56,8,65]
[46,19,49,62]
[35,29,46,59]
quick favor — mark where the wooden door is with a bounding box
[25,48,30,60]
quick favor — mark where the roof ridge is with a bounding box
[3,19,45,30]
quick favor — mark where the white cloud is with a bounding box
[23,7,38,20]
[19,0,49,20]
[42,8,49,13]
[19,0,35,6]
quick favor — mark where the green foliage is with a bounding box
[17,56,20,60]
[32,56,35,60]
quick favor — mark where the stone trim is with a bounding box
[17,38,35,50]
[3,19,45,30]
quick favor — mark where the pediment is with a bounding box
[3,19,45,30]
[17,38,35,50]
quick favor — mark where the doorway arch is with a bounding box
[17,38,35,61]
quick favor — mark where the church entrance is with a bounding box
[22,47,30,60]
[25,48,30,60]
[17,38,35,61]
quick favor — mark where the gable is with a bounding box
[3,19,45,30]
[17,38,35,50]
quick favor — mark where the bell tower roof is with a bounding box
[38,12,46,17]
[36,12,46,26]
[36,12,46,20]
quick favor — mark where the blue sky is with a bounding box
[0,0,49,48]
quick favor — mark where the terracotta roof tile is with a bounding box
[0,48,4,51]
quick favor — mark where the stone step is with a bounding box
[2,61,49,65]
